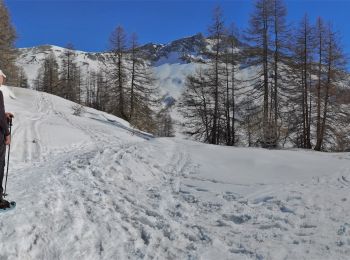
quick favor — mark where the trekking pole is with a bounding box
[3,118,12,197]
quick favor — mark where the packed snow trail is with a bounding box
[1,87,350,259]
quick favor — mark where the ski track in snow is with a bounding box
[0,87,350,259]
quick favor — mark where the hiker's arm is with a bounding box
[0,92,9,137]
[5,112,13,121]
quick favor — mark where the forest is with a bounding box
[181,1,350,151]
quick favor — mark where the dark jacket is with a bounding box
[0,91,9,137]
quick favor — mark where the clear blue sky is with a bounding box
[5,0,350,54]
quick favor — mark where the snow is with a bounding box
[153,62,199,99]
[154,52,185,67]
[0,85,350,259]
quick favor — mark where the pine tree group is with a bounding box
[181,0,349,151]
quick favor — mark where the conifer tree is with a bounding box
[17,67,28,88]
[224,23,240,145]
[128,32,158,131]
[293,15,314,149]
[108,26,128,119]
[35,53,59,94]
[271,0,289,144]
[245,0,272,146]
[315,23,347,150]
[314,17,327,150]
[60,43,81,102]
[207,6,226,144]
[0,0,19,85]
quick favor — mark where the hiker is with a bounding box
[0,70,14,209]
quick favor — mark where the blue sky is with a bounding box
[5,0,350,54]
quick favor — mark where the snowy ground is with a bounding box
[0,86,350,260]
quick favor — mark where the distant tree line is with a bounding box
[180,0,350,151]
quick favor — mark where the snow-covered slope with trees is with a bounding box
[15,32,350,151]
[1,85,350,259]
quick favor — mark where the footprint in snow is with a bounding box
[223,214,252,224]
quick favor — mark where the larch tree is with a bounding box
[316,23,347,150]
[108,26,128,120]
[85,69,109,111]
[222,23,240,145]
[60,43,81,103]
[293,14,314,149]
[271,0,289,144]
[128,32,158,132]
[0,0,20,86]
[245,0,274,147]
[17,67,29,88]
[35,53,60,95]
[314,17,327,151]
[180,6,227,144]
[207,6,226,144]
[180,68,212,142]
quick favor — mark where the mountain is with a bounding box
[138,33,207,64]
[1,84,350,259]
[16,34,211,100]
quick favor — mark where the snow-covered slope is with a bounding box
[17,45,105,87]
[0,85,350,259]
